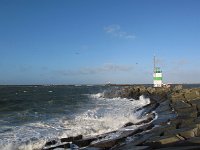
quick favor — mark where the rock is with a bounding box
[82,147,103,150]
[114,145,151,150]
[175,106,197,118]
[147,87,156,94]
[54,148,65,150]
[155,100,171,113]
[124,132,156,146]
[153,111,176,125]
[170,117,195,129]
[73,137,98,147]
[60,135,83,143]
[173,85,183,91]
[144,135,181,148]
[123,122,134,127]
[134,113,155,125]
[45,140,57,147]
[164,125,198,139]
[139,103,159,116]
[42,143,70,150]
[172,101,191,109]
[156,146,200,150]
[148,124,177,137]
[186,137,200,144]
[90,124,153,149]
[90,139,121,149]
[184,89,200,101]
[171,93,185,102]
[189,99,200,114]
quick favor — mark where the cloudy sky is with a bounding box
[0,0,200,84]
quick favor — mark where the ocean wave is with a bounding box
[89,92,104,98]
[0,94,151,150]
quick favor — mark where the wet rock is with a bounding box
[134,113,156,125]
[155,100,171,113]
[82,147,103,150]
[123,122,134,127]
[170,117,195,129]
[172,101,191,109]
[189,99,200,114]
[186,137,200,144]
[148,124,177,137]
[139,102,159,116]
[45,140,58,147]
[164,125,198,139]
[73,137,99,147]
[43,143,70,150]
[90,124,153,149]
[60,134,83,143]
[114,145,151,150]
[175,106,197,118]
[156,146,200,150]
[144,135,181,148]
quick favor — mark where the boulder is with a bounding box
[155,100,171,113]
[144,135,181,148]
[73,137,98,147]
[156,146,200,150]
[123,122,134,127]
[170,116,197,128]
[45,140,57,147]
[113,145,151,150]
[170,93,185,102]
[184,89,200,101]
[164,125,198,139]
[147,87,156,94]
[189,99,200,111]
[187,137,200,144]
[172,101,191,109]
[90,124,153,149]
[42,143,70,150]
[173,85,183,91]
[175,106,197,118]
[82,147,104,150]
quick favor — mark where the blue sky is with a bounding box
[0,0,200,84]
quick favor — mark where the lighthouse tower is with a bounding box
[153,56,163,87]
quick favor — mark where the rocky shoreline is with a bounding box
[42,85,200,150]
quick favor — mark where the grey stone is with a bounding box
[172,101,191,109]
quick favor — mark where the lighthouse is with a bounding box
[153,56,163,87]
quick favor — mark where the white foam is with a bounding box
[90,93,104,98]
[0,95,150,150]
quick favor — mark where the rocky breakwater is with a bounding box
[42,85,200,150]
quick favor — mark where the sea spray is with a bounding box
[0,86,151,150]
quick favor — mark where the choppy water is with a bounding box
[0,85,151,150]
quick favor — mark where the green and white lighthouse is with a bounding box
[153,56,163,87]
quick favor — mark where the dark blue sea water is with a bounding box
[0,85,151,150]
[0,85,106,129]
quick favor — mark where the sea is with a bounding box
[0,85,152,150]
[0,84,199,150]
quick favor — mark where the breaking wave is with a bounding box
[0,93,151,150]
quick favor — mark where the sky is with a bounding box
[0,0,200,85]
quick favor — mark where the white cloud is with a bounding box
[104,24,135,39]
